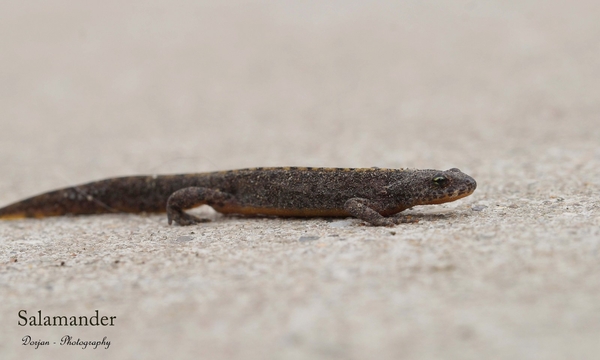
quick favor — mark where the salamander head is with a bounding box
[386,168,477,207]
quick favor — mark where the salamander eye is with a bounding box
[432,174,449,187]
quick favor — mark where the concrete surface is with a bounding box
[1,1,599,359]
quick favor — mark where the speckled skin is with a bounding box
[0,167,476,226]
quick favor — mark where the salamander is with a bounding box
[0,167,476,226]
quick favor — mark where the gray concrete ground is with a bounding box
[1,1,599,359]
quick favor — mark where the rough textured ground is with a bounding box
[1,1,599,359]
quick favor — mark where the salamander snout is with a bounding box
[444,168,477,197]
[417,168,477,205]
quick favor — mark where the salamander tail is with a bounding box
[0,187,110,220]
[0,176,181,221]
[0,204,28,220]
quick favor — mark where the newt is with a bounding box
[0,167,476,226]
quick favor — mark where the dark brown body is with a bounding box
[0,167,477,226]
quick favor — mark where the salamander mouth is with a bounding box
[426,189,475,205]
[422,174,477,205]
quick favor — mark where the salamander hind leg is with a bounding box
[344,198,396,227]
[166,187,237,226]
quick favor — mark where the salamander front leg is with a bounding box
[344,198,418,226]
[166,187,236,226]
[344,198,394,226]
[390,212,418,224]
